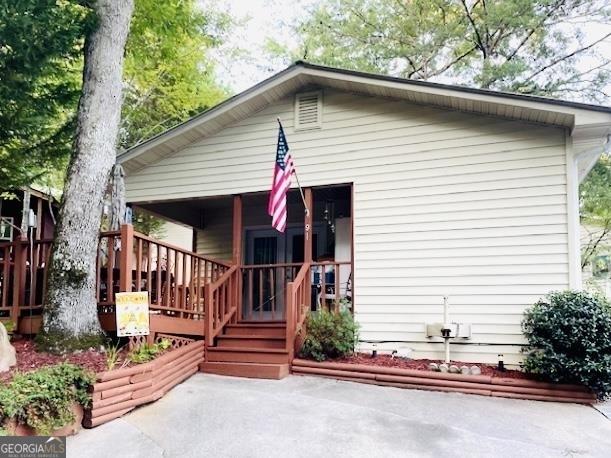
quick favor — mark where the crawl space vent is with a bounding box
[294,91,322,131]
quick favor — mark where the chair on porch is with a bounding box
[314,266,352,312]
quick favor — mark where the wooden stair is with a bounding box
[200,322,290,379]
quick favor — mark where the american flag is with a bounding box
[268,121,295,232]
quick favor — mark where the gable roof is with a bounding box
[119,61,611,173]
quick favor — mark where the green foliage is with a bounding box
[104,343,123,371]
[132,209,166,238]
[299,310,359,362]
[522,290,611,399]
[270,0,611,102]
[120,0,230,148]
[0,363,94,435]
[1,321,15,334]
[127,339,171,364]
[0,0,230,189]
[580,154,611,269]
[0,0,92,189]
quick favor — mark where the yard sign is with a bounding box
[115,291,150,337]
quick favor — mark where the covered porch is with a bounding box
[136,183,354,322]
[0,183,353,378]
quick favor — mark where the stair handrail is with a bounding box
[285,262,310,359]
[128,229,232,268]
[204,264,240,346]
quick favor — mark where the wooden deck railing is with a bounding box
[285,263,310,358]
[240,263,302,321]
[97,225,230,320]
[205,265,240,346]
[0,224,231,334]
[310,261,352,312]
[0,239,53,324]
[0,224,352,360]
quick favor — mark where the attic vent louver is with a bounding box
[295,91,322,131]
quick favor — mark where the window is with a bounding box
[0,217,13,241]
[294,91,322,131]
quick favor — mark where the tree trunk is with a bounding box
[40,0,134,351]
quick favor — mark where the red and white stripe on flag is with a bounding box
[267,122,294,232]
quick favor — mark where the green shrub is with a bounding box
[299,310,359,362]
[522,290,611,399]
[127,339,171,364]
[0,363,94,434]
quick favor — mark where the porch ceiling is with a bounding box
[135,185,352,230]
[137,195,232,230]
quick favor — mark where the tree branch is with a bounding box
[460,0,486,58]
[504,0,566,62]
[522,31,611,83]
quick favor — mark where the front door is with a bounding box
[245,230,285,319]
[243,226,325,320]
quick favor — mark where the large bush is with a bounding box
[0,363,94,434]
[522,290,611,399]
[299,310,359,362]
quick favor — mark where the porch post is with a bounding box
[119,224,134,293]
[232,195,242,264]
[304,188,313,263]
[303,188,313,312]
[232,195,242,321]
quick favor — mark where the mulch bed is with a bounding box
[0,339,109,383]
[330,353,529,380]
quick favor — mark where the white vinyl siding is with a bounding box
[126,90,568,366]
[195,206,233,261]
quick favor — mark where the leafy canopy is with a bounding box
[0,0,91,190]
[0,0,229,190]
[120,0,229,148]
[269,0,611,102]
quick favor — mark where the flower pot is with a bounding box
[4,402,84,436]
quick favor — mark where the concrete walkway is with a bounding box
[68,374,611,458]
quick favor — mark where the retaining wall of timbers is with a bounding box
[84,340,204,427]
[291,359,597,404]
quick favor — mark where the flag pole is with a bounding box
[277,117,309,216]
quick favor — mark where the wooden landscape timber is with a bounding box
[291,359,597,404]
[84,340,204,427]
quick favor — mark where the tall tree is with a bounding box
[1,0,229,191]
[0,0,91,189]
[39,0,135,350]
[269,0,610,102]
[120,0,228,149]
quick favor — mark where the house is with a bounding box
[0,186,58,242]
[118,62,611,368]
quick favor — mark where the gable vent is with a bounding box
[294,91,322,131]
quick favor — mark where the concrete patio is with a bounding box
[68,374,611,458]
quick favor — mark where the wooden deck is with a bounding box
[0,224,351,379]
